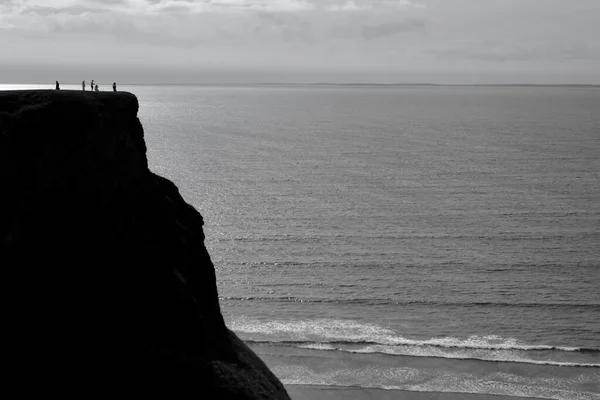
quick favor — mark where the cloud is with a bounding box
[361,19,424,40]
[429,41,600,63]
[1,0,426,15]
[0,0,599,83]
[327,1,362,12]
[211,0,315,12]
[254,12,315,43]
[326,0,424,12]
[19,5,110,16]
[0,0,428,45]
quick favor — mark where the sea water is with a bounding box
[136,84,600,399]
[5,83,599,398]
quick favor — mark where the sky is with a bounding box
[1,0,599,84]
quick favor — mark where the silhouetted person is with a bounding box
[91,80,94,90]
[55,81,60,90]
[113,82,117,92]
[82,80,86,91]
[94,84,99,92]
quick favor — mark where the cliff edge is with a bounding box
[0,90,290,398]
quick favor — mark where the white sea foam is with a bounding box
[230,317,397,344]
[231,317,585,352]
[234,317,599,367]
[298,343,337,351]
[344,345,600,367]
[274,364,600,400]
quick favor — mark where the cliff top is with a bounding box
[0,89,137,106]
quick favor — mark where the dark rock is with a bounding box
[0,90,290,399]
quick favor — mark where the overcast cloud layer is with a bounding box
[1,0,599,83]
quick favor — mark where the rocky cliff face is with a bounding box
[0,90,290,398]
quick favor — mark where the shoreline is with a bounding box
[286,385,537,400]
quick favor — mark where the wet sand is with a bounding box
[286,385,535,400]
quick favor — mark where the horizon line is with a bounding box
[2,82,600,88]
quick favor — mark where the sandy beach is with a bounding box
[287,385,535,400]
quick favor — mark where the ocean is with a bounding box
[4,83,599,398]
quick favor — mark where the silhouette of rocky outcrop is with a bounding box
[0,90,290,398]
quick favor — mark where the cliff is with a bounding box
[0,90,290,398]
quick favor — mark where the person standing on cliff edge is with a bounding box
[113,82,117,92]
[82,80,85,91]
[55,81,60,90]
